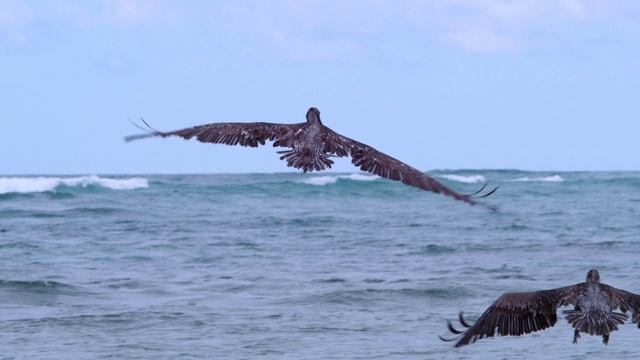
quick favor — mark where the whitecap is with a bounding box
[507,175,564,182]
[0,175,149,194]
[299,173,379,186]
[342,173,379,181]
[436,174,486,183]
[299,176,339,186]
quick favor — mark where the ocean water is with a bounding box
[1,170,639,359]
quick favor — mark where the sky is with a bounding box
[1,0,639,175]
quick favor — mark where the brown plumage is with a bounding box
[125,107,496,208]
[440,269,640,347]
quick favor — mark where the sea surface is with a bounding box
[1,170,639,359]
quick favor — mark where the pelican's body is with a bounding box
[441,269,640,347]
[126,107,496,207]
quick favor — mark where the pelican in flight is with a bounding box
[440,269,640,346]
[125,107,496,207]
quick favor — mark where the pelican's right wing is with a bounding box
[320,127,496,207]
[602,285,640,324]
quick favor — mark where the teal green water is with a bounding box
[1,170,639,359]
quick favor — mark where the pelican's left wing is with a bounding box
[125,120,303,148]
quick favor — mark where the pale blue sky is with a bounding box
[1,1,638,175]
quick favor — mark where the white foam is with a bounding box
[436,174,486,183]
[299,173,380,186]
[0,175,149,194]
[300,176,338,186]
[343,173,379,181]
[507,175,564,182]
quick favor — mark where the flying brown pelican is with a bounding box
[440,269,640,347]
[125,107,496,207]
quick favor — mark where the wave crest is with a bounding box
[508,175,564,182]
[299,173,379,186]
[0,175,149,194]
[436,174,486,183]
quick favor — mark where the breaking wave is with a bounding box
[0,175,149,195]
[507,175,564,182]
[436,174,486,183]
[299,173,380,186]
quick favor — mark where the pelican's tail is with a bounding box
[563,309,628,335]
[277,150,334,173]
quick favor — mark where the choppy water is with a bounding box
[1,170,639,359]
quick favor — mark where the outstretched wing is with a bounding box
[602,285,640,324]
[319,128,496,207]
[441,285,583,347]
[125,120,305,148]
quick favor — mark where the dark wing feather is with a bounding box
[319,128,489,206]
[449,285,583,347]
[126,121,305,148]
[600,284,640,324]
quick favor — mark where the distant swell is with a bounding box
[0,175,149,195]
[298,173,379,186]
[0,280,72,292]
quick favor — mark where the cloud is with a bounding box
[208,1,598,57]
[2,1,639,57]
[0,1,96,46]
[444,28,521,53]
[430,0,590,52]
[100,0,187,27]
[101,0,155,25]
[0,0,35,45]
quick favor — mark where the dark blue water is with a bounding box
[1,171,639,359]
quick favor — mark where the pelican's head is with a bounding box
[306,107,322,124]
[586,269,600,283]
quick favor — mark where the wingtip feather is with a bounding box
[124,133,155,142]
